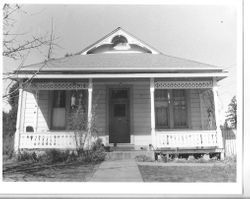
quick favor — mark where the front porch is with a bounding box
[19,130,219,150]
[15,78,224,156]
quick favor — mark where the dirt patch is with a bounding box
[3,161,100,182]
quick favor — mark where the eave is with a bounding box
[10,71,228,81]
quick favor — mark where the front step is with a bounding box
[106,150,154,160]
[110,143,135,151]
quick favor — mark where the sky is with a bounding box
[3,4,238,121]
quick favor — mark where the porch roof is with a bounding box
[16,53,225,73]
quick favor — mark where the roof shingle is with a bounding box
[18,53,223,73]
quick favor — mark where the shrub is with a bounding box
[91,138,104,151]
[3,133,14,157]
[90,148,106,162]
[15,139,107,164]
[172,158,187,163]
[17,151,38,162]
[223,155,236,164]
[78,148,106,163]
[135,155,154,162]
[44,149,74,163]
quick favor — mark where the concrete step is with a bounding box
[106,150,154,160]
[110,143,135,151]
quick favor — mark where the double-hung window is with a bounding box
[155,89,188,129]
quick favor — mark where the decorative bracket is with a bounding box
[155,80,213,89]
[24,81,88,90]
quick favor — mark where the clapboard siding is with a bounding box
[189,89,202,130]
[23,90,37,132]
[36,91,50,131]
[23,90,50,132]
[133,81,151,136]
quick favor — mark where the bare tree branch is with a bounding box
[3,6,59,101]
[3,4,58,60]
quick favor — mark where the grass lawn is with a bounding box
[138,163,236,182]
[3,160,99,182]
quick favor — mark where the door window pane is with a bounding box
[114,104,126,117]
[111,90,128,99]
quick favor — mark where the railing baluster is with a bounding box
[155,131,217,148]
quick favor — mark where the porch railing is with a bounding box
[155,130,218,148]
[19,132,80,149]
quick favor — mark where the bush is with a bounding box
[15,138,106,164]
[44,149,84,163]
[3,133,14,157]
[78,148,106,163]
[17,151,38,162]
[135,155,154,162]
[172,158,187,163]
[91,138,104,151]
[223,155,236,164]
[44,149,71,163]
[16,148,106,164]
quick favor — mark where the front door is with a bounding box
[109,88,130,143]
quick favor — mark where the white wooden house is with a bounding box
[12,27,228,158]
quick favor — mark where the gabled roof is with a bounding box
[19,53,224,73]
[79,27,160,55]
[13,27,228,80]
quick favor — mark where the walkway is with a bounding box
[89,159,143,182]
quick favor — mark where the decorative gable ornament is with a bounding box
[81,27,160,55]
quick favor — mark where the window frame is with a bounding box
[50,90,88,131]
[155,89,189,130]
[51,90,67,130]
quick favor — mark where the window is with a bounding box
[111,35,128,45]
[67,90,88,131]
[70,90,87,111]
[52,90,66,129]
[155,90,169,128]
[155,89,188,129]
[53,90,65,107]
[173,90,187,128]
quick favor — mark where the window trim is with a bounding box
[155,89,189,130]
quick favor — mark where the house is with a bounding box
[11,27,228,159]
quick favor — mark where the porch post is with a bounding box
[212,78,224,159]
[150,78,156,148]
[35,90,39,132]
[87,78,93,148]
[14,82,23,153]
